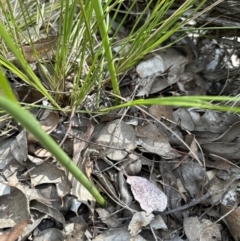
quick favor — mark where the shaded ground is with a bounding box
[1,1,240,240]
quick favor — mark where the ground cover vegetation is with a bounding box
[1,0,240,240]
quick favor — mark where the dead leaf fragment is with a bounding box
[149,105,173,121]
[0,186,30,228]
[7,35,57,63]
[10,130,28,165]
[180,163,206,199]
[128,211,154,237]
[126,175,167,215]
[160,162,183,222]
[136,55,164,78]
[136,123,180,159]
[39,110,59,134]
[202,142,240,160]
[150,214,168,230]
[29,161,70,188]
[30,200,65,225]
[33,228,64,241]
[173,108,195,131]
[0,183,10,196]
[0,138,15,169]
[0,219,32,241]
[96,119,136,161]
[92,226,146,241]
[136,48,188,96]
[96,208,121,228]
[221,190,240,240]
[184,217,221,241]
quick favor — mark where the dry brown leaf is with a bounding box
[7,35,57,63]
[149,105,173,121]
[221,204,240,240]
[15,85,44,103]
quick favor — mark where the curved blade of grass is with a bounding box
[0,94,106,207]
[92,0,120,104]
[101,96,240,114]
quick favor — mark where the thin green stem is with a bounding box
[92,0,120,105]
[101,96,240,113]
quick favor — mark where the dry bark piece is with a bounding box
[126,175,167,215]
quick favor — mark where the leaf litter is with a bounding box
[1,1,240,240]
[126,175,167,215]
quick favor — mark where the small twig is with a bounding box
[161,192,212,215]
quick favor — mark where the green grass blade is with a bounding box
[92,0,120,104]
[0,67,18,103]
[101,96,240,114]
